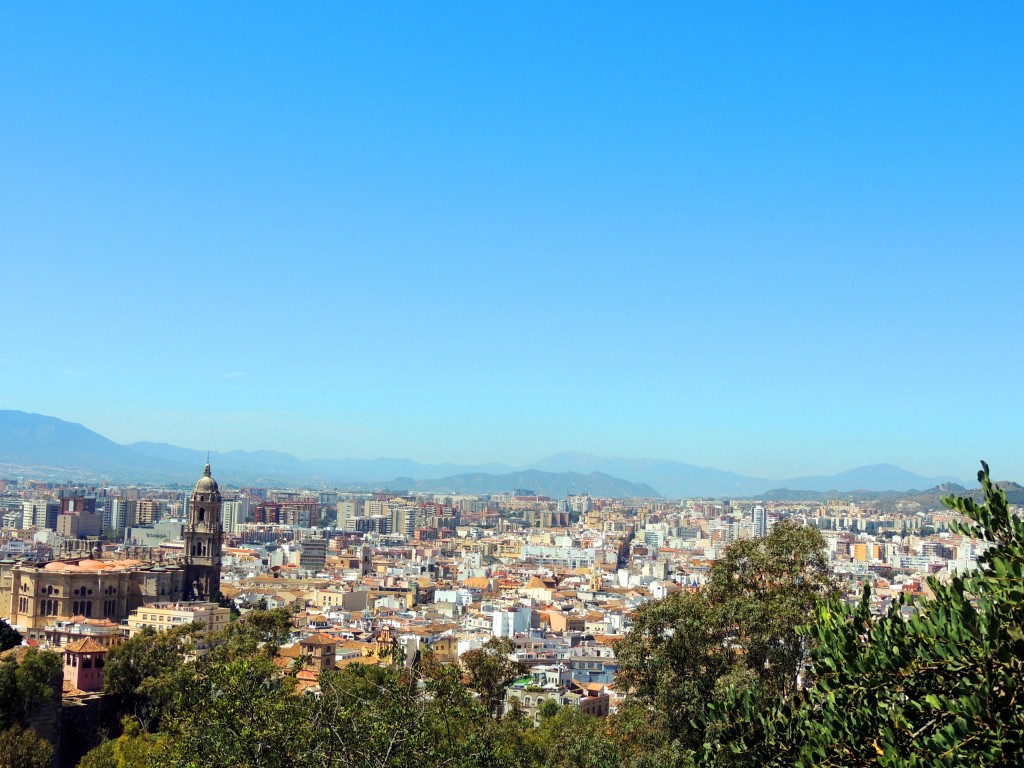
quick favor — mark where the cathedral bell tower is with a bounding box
[184,463,223,601]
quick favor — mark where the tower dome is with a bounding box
[194,463,219,494]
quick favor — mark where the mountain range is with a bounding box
[0,410,969,498]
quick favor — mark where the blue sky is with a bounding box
[1,4,1021,479]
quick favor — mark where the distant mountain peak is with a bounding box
[0,410,980,498]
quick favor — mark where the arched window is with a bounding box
[198,508,205,522]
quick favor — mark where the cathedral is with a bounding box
[1,463,225,639]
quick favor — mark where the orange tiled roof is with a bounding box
[64,638,108,654]
[300,633,337,646]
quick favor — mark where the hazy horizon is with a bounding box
[0,408,983,485]
[2,5,1021,480]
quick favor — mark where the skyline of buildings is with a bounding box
[0,454,1008,762]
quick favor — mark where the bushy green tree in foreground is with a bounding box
[615,521,834,754]
[0,649,61,768]
[698,462,1024,767]
[0,619,22,653]
[0,648,61,731]
[0,724,52,768]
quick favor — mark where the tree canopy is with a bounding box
[0,619,22,653]
[0,649,61,768]
[615,520,834,751]
[696,462,1024,767]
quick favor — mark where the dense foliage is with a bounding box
[696,462,1024,767]
[0,724,53,768]
[0,648,61,768]
[0,648,62,732]
[615,521,835,753]
[0,618,22,653]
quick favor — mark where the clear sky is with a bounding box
[1,4,1021,480]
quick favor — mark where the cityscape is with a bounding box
[0,412,1020,765]
[2,4,1023,768]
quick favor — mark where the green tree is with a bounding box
[202,607,294,663]
[608,702,682,768]
[0,620,22,653]
[304,659,509,768]
[615,522,833,752]
[102,624,200,732]
[155,652,310,768]
[529,706,619,768]
[537,699,560,721]
[704,520,835,698]
[615,589,733,750]
[0,724,52,768]
[78,720,168,768]
[460,638,527,719]
[0,649,61,731]
[697,462,1024,767]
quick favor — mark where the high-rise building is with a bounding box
[753,506,767,538]
[57,508,103,539]
[221,498,247,534]
[391,504,418,537]
[136,499,164,525]
[337,499,364,529]
[24,500,60,530]
[61,497,96,515]
[108,499,136,533]
[298,536,328,573]
[1,499,24,529]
